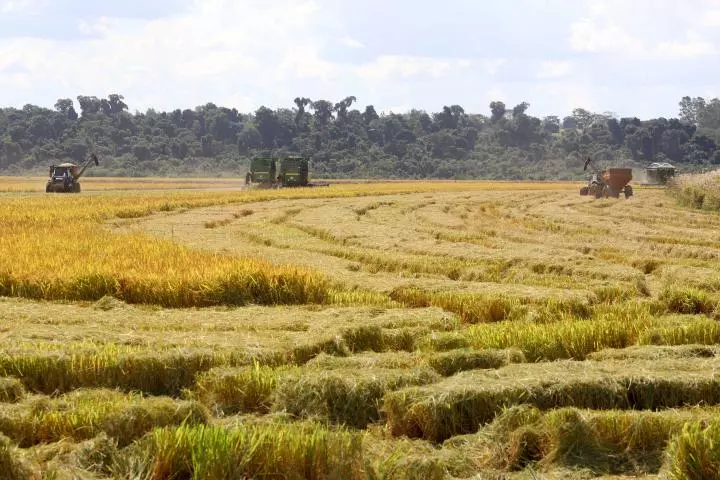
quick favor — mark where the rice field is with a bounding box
[1,176,720,478]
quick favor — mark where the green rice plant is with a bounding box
[416,332,471,352]
[664,419,720,479]
[327,289,399,308]
[384,358,720,443]
[658,286,717,315]
[592,281,648,304]
[531,297,593,322]
[464,316,650,361]
[305,352,425,371]
[0,389,209,448]
[272,366,441,429]
[0,348,242,396]
[639,317,720,346]
[0,378,25,403]
[195,362,299,415]
[340,325,422,353]
[112,422,365,480]
[389,287,527,324]
[426,348,525,376]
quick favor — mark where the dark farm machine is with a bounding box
[245,155,329,188]
[579,157,633,199]
[46,153,99,193]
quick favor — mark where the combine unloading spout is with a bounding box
[75,153,99,180]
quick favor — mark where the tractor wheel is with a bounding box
[45,184,51,193]
[592,184,603,199]
[624,185,633,198]
[245,173,251,185]
[73,183,81,193]
[580,186,589,196]
[602,185,611,198]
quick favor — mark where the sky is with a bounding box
[1,0,719,119]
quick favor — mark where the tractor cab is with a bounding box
[46,155,97,193]
[50,164,75,180]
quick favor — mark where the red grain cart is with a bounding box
[580,159,633,199]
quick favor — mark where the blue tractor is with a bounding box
[46,153,99,193]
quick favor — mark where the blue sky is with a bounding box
[1,0,719,119]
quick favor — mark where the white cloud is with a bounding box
[479,58,507,75]
[569,1,720,61]
[536,60,572,79]
[339,35,364,48]
[0,0,40,13]
[0,0,504,112]
[77,16,113,37]
[569,18,642,54]
[1,0,719,118]
[700,9,720,26]
[655,32,718,58]
[354,55,474,81]
[533,81,602,114]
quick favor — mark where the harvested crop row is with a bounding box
[115,422,365,480]
[452,404,720,475]
[423,305,720,361]
[390,286,595,324]
[194,349,530,424]
[196,360,442,429]
[0,389,208,448]
[0,337,348,396]
[385,357,720,442]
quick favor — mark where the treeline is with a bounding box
[1,94,720,179]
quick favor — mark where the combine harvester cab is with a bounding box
[245,157,277,187]
[277,156,329,188]
[278,156,309,187]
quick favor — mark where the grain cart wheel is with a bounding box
[580,186,589,196]
[624,185,633,198]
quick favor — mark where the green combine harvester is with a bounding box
[245,156,329,188]
[245,157,277,187]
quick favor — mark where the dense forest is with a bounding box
[1,94,720,179]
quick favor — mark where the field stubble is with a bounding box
[1,179,720,478]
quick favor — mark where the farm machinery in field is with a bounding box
[245,155,329,188]
[579,157,633,199]
[641,161,676,185]
[46,153,99,193]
